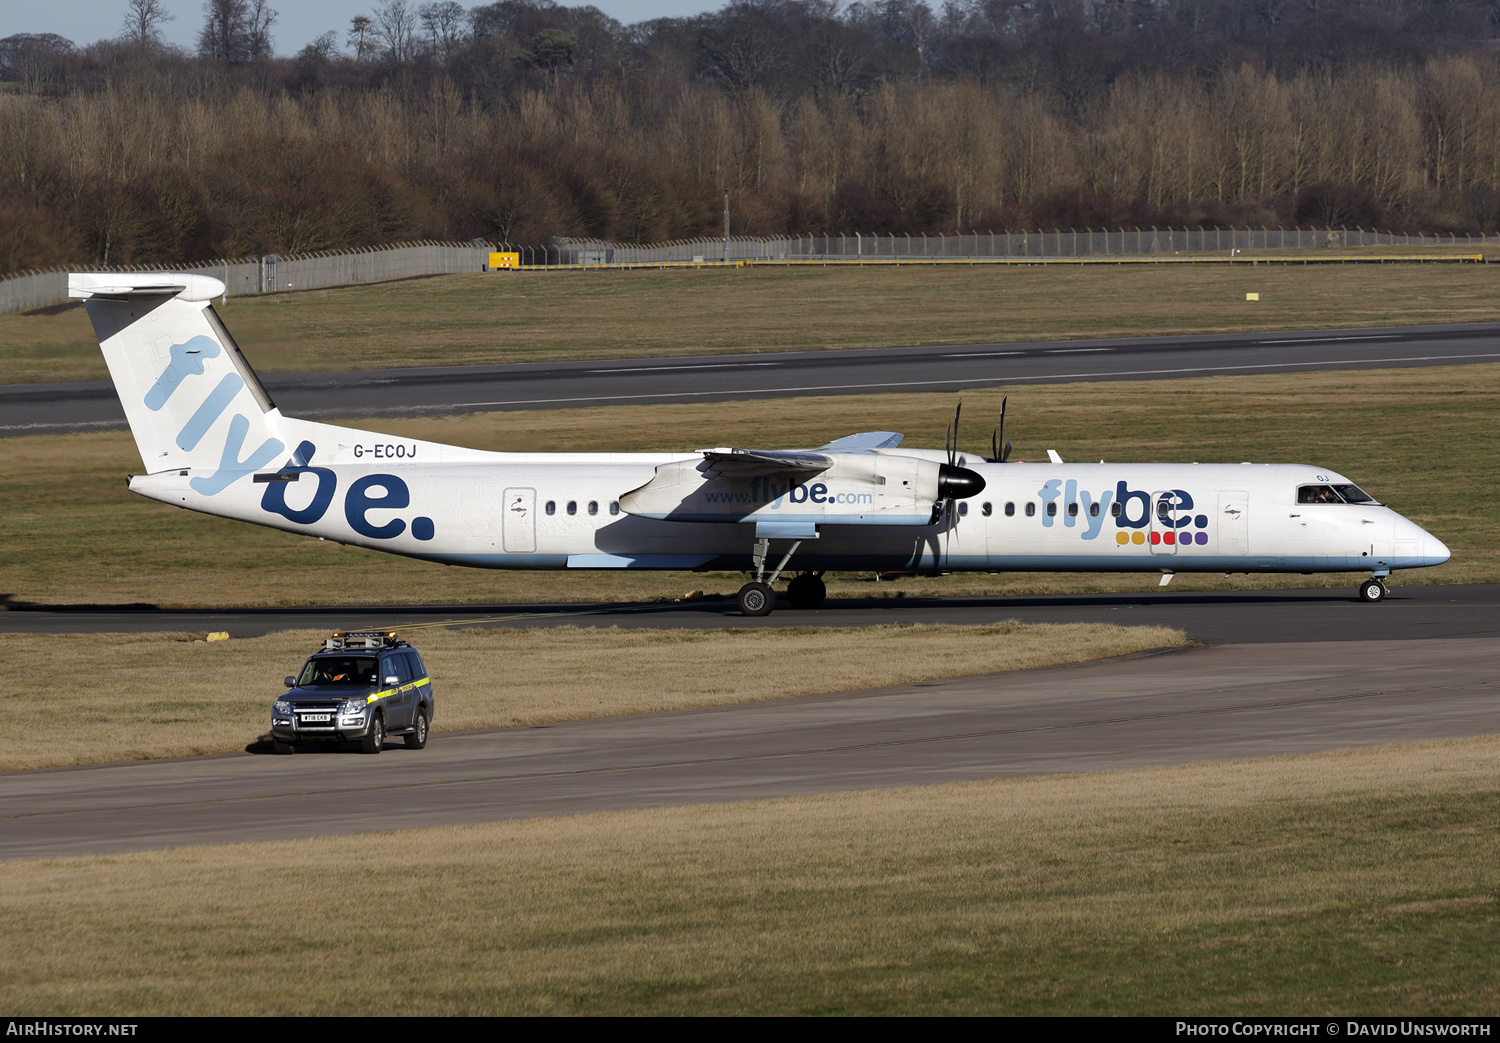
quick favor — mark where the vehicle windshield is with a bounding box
[1297,484,1381,505]
[297,656,378,687]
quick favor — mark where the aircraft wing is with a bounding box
[815,431,904,451]
[698,449,832,478]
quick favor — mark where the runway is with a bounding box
[4,583,1498,645]
[3,637,1495,861]
[6,321,1500,436]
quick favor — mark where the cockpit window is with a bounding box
[1298,485,1342,504]
[1333,484,1378,504]
[1297,484,1380,505]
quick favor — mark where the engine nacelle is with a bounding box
[619,453,984,526]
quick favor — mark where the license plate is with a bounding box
[302,713,331,723]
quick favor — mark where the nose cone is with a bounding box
[938,464,986,499]
[1424,532,1451,566]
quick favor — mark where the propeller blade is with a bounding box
[995,396,1007,462]
[1002,439,1013,463]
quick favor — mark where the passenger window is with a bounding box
[1046,502,1057,517]
[588,501,598,516]
[545,500,556,515]
[1157,499,1173,520]
[609,501,620,516]
[565,501,576,515]
[958,501,968,516]
[981,502,992,517]
[1111,502,1122,517]
[1067,502,1078,517]
[1024,502,1035,517]
[1089,502,1100,517]
[1004,502,1015,517]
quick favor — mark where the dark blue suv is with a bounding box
[270,631,435,755]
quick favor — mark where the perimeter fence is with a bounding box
[3,228,1495,315]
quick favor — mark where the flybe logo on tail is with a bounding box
[259,440,436,542]
[145,335,282,496]
[1038,479,1212,546]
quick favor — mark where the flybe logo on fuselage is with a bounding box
[1038,479,1211,546]
[702,477,875,508]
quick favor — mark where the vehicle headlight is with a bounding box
[340,698,368,716]
[274,700,292,714]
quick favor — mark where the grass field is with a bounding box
[3,736,1495,1014]
[0,365,1492,610]
[5,262,1500,384]
[0,621,1182,771]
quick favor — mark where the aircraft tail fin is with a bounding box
[71,273,288,487]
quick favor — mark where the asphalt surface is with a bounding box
[6,321,1500,436]
[5,637,1496,860]
[4,583,1498,645]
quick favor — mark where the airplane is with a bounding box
[70,272,1451,615]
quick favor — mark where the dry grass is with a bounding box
[5,261,1500,383]
[1,364,1493,610]
[0,621,1182,771]
[2,736,1496,1014]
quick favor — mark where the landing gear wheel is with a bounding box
[406,708,429,750]
[1359,579,1387,603]
[360,714,385,754]
[786,573,826,610]
[737,581,775,617]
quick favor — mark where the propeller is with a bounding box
[935,401,986,524]
[988,396,1012,463]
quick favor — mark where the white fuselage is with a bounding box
[129,426,1448,577]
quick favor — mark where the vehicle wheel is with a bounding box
[1359,579,1387,603]
[271,738,295,755]
[737,581,775,617]
[786,573,826,610]
[405,707,429,750]
[360,714,384,754]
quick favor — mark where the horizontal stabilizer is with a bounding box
[69,272,225,302]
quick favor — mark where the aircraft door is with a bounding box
[1218,491,1249,555]
[1149,491,1179,555]
[502,487,536,553]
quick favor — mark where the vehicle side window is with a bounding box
[407,651,427,678]
[384,654,411,683]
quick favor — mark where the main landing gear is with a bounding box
[736,536,825,616]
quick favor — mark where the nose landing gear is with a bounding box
[1358,577,1388,603]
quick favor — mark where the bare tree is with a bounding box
[119,0,175,45]
[372,0,420,65]
[419,1,465,65]
[198,0,275,62]
[247,0,276,60]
